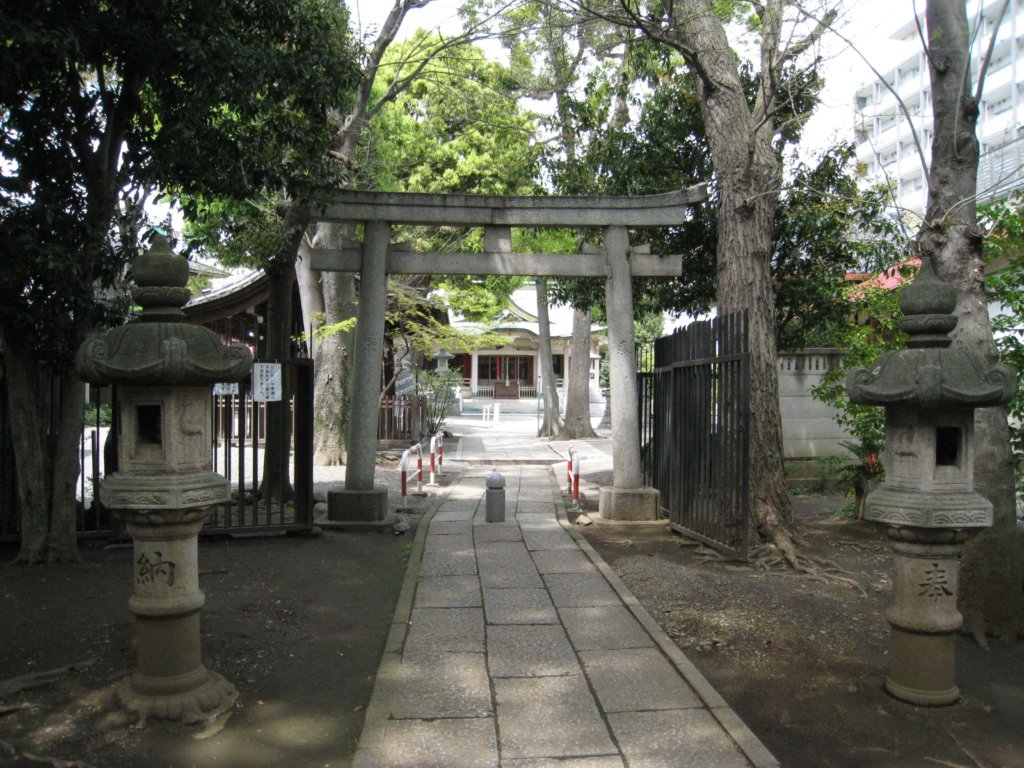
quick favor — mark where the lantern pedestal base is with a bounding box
[880,528,970,707]
[118,668,238,725]
[885,627,959,706]
[119,509,238,725]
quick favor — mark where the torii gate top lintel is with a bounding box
[312,184,707,227]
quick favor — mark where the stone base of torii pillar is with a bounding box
[597,486,661,522]
[317,487,396,532]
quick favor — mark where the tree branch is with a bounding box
[974,0,1010,104]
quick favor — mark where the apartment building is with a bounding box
[853,0,1024,216]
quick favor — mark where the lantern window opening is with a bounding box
[137,404,163,446]
[934,426,961,468]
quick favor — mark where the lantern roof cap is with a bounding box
[77,236,252,386]
[846,255,1014,409]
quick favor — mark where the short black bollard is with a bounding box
[485,471,505,522]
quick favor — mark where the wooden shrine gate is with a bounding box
[648,313,751,557]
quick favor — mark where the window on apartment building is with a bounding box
[988,94,1013,116]
[881,151,897,167]
[898,58,920,83]
[879,114,897,132]
[988,48,1011,72]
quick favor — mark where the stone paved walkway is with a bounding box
[353,423,777,768]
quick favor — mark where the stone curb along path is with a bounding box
[352,462,779,768]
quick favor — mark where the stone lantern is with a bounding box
[846,255,1014,706]
[77,236,252,724]
[433,349,454,371]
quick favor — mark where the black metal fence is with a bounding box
[648,312,751,557]
[637,341,656,483]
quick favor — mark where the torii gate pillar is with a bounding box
[599,225,660,521]
[322,220,395,530]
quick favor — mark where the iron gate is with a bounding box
[649,312,750,557]
[209,358,314,534]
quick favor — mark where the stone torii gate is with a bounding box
[309,186,706,524]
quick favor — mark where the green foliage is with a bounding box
[0,0,360,359]
[569,56,907,339]
[811,278,909,475]
[981,191,1024,478]
[773,148,907,350]
[352,32,541,324]
[146,1,360,207]
[635,312,664,349]
[360,33,540,198]
[386,283,509,356]
[415,368,463,435]
[83,403,113,427]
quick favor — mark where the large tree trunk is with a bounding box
[310,223,357,466]
[259,261,296,501]
[921,0,1022,641]
[559,308,597,440]
[536,279,562,437]
[673,0,793,553]
[296,238,325,348]
[6,335,83,564]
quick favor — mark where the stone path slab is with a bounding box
[405,608,485,654]
[353,456,778,768]
[495,675,617,759]
[487,624,579,677]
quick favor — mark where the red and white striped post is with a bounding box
[566,446,580,508]
[429,433,444,485]
[398,443,426,508]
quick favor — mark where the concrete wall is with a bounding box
[778,348,852,459]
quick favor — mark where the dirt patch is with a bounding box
[0,512,422,768]
[579,498,1024,768]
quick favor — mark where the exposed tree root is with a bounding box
[1,739,96,768]
[0,703,33,717]
[971,626,991,652]
[746,544,868,596]
[0,659,96,698]
[949,730,987,768]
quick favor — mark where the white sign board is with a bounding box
[213,382,240,396]
[252,362,283,402]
